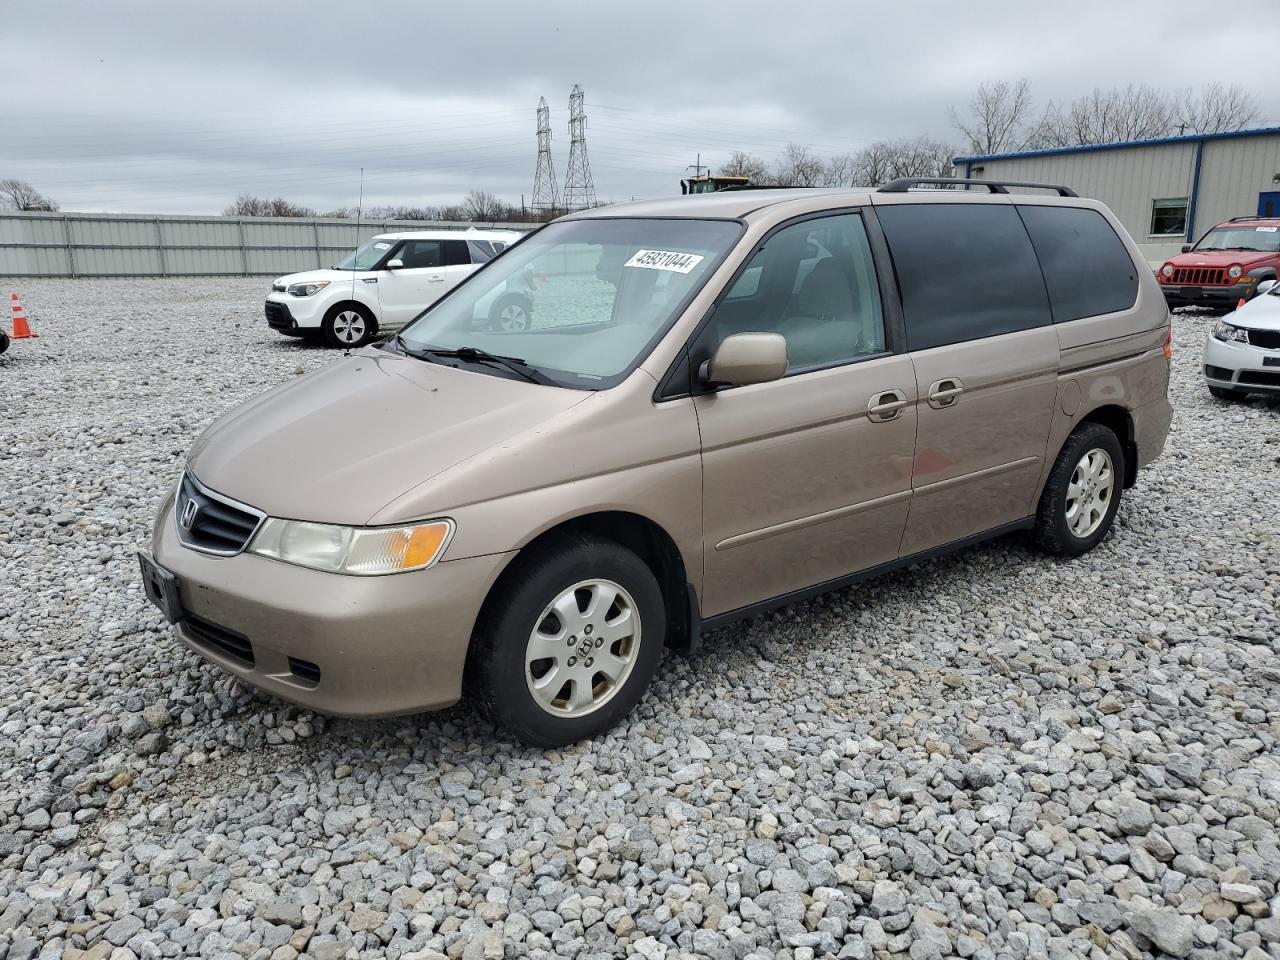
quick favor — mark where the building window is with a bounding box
[1150,198,1188,237]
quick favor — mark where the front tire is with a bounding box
[1208,384,1247,401]
[471,535,665,746]
[321,304,376,349]
[1034,422,1125,558]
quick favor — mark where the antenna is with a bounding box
[532,97,558,216]
[350,166,364,306]
[563,84,596,212]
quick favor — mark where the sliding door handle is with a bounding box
[927,377,964,409]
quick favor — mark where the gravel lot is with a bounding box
[1,278,1278,960]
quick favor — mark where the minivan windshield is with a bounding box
[334,237,394,270]
[395,218,741,388]
[1194,225,1280,253]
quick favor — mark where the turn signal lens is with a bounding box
[1163,326,1173,360]
[250,518,453,575]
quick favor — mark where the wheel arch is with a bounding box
[324,298,379,330]
[475,510,698,656]
[1076,404,1138,488]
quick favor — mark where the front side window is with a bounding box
[877,203,1052,352]
[1019,205,1138,322]
[1150,198,1188,237]
[396,240,443,269]
[397,218,741,389]
[334,238,393,270]
[1193,224,1280,253]
[703,212,885,371]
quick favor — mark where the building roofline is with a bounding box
[953,124,1280,165]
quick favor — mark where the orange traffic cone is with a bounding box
[1237,298,1247,309]
[10,293,36,339]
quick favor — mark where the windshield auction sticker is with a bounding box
[625,249,705,274]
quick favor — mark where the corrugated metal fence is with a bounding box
[0,211,534,278]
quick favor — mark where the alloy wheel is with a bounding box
[332,310,366,344]
[1065,448,1114,538]
[524,578,640,717]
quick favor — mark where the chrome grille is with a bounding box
[1171,266,1227,285]
[175,473,264,556]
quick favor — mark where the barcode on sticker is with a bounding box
[625,249,705,273]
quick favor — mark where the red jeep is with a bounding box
[1157,216,1280,310]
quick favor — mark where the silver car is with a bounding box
[1204,279,1280,399]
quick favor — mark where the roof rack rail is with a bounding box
[877,177,1078,198]
[1228,215,1268,222]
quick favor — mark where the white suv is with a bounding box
[265,229,524,347]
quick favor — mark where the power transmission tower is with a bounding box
[563,84,596,211]
[532,97,558,215]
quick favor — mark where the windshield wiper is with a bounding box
[423,346,559,386]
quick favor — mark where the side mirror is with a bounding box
[701,332,788,388]
[1180,245,1191,253]
[1258,279,1277,295]
[385,259,404,270]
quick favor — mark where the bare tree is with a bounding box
[719,150,772,183]
[950,79,1035,155]
[773,143,825,187]
[852,137,955,186]
[462,190,505,221]
[223,194,315,217]
[1175,82,1258,134]
[1029,84,1180,148]
[821,153,857,187]
[0,178,58,211]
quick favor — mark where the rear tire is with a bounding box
[1034,422,1125,558]
[471,534,665,746]
[1209,385,1247,401]
[321,304,376,349]
[488,293,533,332]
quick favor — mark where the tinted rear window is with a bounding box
[444,239,471,266]
[1019,205,1137,322]
[876,203,1052,351]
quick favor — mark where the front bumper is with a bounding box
[265,293,326,332]
[149,494,515,717]
[1203,334,1280,394]
[1160,281,1254,309]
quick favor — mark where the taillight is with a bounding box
[1163,326,1173,360]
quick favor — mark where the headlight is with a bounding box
[1227,265,1243,280]
[248,518,453,575]
[287,281,330,297]
[1212,319,1249,343]
[1160,264,1174,278]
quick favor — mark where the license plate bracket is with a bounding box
[138,552,183,624]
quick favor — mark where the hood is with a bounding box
[272,268,375,287]
[1167,249,1275,268]
[186,352,589,525]
[1228,292,1280,331]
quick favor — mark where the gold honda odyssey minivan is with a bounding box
[141,180,1172,745]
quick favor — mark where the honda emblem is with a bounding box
[180,498,199,530]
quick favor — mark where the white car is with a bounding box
[265,229,525,348]
[1204,278,1280,400]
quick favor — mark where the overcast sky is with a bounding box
[5,1,1279,215]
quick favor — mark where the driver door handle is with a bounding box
[927,377,964,409]
[426,274,445,283]
[867,389,909,422]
